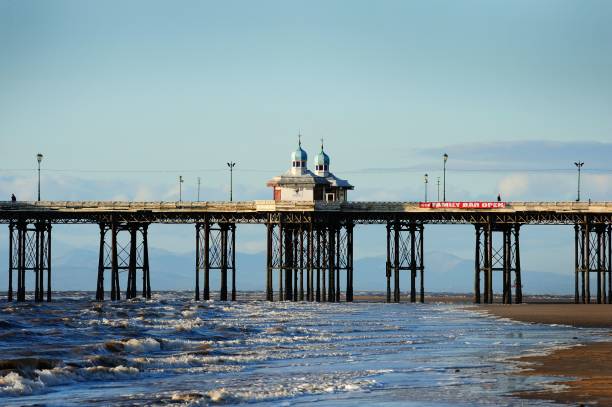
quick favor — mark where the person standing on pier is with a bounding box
[11,193,16,203]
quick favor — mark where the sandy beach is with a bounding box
[474,304,612,405]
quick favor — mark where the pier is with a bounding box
[1,200,611,304]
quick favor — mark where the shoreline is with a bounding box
[472,304,612,406]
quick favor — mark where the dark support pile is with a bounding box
[575,223,611,304]
[7,220,52,302]
[195,221,236,301]
[473,223,522,304]
[96,222,151,301]
[265,215,353,302]
[386,221,425,303]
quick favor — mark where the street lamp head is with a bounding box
[424,173,428,183]
[37,153,43,163]
[574,161,584,168]
[227,162,236,168]
[443,153,448,162]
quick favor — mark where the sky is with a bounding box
[1,1,611,292]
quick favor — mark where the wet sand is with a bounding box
[475,304,612,406]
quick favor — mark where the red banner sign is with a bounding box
[419,202,506,209]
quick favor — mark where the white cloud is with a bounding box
[240,239,266,254]
[498,174,529,197]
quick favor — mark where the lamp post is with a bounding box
[227,162,236,201]
[197,177,201,202]
[179,175,184,202]
[36,153,43,201]
[436,177,440,202]
[574,161,584,202]
[443,153,448,202]
[423,173,428,202]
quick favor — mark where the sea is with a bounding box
[0,292,608,406]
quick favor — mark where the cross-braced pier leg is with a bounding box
[475,223,521,304]
[96,222,150,301]
[8,220,51,302]
[574,221,611,304]
[266,218,352,303]
[386,220,425,303]
[196,221,236,301]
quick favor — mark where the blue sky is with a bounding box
[1,1,611,291]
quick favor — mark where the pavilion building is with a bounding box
[266,137,353,202]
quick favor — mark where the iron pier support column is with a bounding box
[514,225,522,304]
[96,224,106,301]
[195,223,200,301]
[419,224,425,303]
[597,226,603,304]
[503,227,512,304]
[585,221,591,303]
[231,223,237,301]
[126,225,137,299]
[293,227,299,302]
[111,222,120,301]
[284,225,293,301]
[17,221,25,301]
[386,224,391,303]
[34,222,51,302]
[34,222,41,302]
[46,222,52,302]
[266,221,274,301]
[204,220,210,300]
[220,224,228,301]
[279,221,284,301]
[574,224,580,304]
[346,222,354,303]
[410,224,416,303]
[299,227,305,301]
[307,223,314,302]
[316,228,321,302]
[142,224,151,299]
[581,222,587,303]
[608,224,612,304]
[328,225,336,302]
[7,223,14,302]
[600,226,607,304]
[393,222,400,303]
[335,227,341,303]
[474,225,482,304]
[483,222,492,304]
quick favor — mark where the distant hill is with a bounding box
[0,244,575,295]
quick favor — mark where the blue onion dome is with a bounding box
[314,145,330,167]
[291,145,308,162]
[291,135,308,162]
[314,139,330,173]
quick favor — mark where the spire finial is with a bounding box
[320,138,324,151]
[298,132,302,148]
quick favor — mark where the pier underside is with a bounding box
[2,201,611,303]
